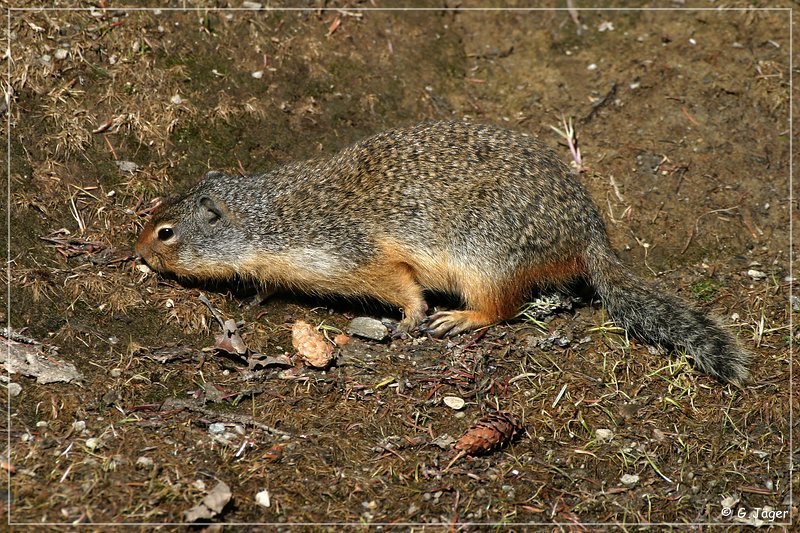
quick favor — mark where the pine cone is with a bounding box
[291,320,333,368]
[454,411,521,455]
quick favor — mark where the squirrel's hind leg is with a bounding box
[423,257,586,337]
[424,280,515,338]
[356,261,429,335]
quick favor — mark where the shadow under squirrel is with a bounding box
[136,121,750,385]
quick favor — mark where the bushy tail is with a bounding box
[585,241,751,385]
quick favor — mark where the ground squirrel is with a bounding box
[136,121,750,385]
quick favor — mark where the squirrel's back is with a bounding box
[136,120,750,385]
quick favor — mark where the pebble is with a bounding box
[208,423,226,434]
[255,489,271,508]
[72,420,86,432]
[136,456,154,469]
[114,160,139,173]
[54,48,68,60]
[747,269,767,280]
[346,317,388,341]
[85,437,100,451]
[251,70,264,79]
[170,94,183,105]
[620,473,640,485]
[595,428,614,442]
[430,434,456,449]
[8,382,21,397]
[791,295,800,312]
[442,396,465,410]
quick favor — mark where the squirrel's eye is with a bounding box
[157,227,174,241]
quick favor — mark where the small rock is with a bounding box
[72,421,86,432]
[242,1,263,8]
[136,456,154,469]
[40,54,51,63]
[346,317,388,341]
[36,421,47,428]
[595,428,614,442]
[791,295,800,312]
[430,434,456,449]
[443,396,465,410]
[114,160,139,173]
[251,70,264,79]
[54,48,68,60]
[620,473,639,486]
[110,368,122,378]
[208,423,226,434]
[85,437,100,451]
[747,269,767,280]
[553,335,570,348]
[8,382,21,397]
[170,94,183,105]
[255,489,271,508]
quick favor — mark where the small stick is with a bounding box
[198,292,226,329]
[103,135,118,160]
[160,398,292,437]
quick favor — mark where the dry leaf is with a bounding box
[291,320,333,368]
[247,352,293,370]
[214,319,248,355]
[184,481,232,522]
[454,411,521,456]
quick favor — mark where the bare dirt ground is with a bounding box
[3,1,795,529]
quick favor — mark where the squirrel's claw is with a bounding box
[423,311,472,338]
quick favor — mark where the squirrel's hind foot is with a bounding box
[423,309,496,338]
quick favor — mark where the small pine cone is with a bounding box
[291,320,333,368]
[454,411,521,456]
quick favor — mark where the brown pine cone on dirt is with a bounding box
[454,411,522,456]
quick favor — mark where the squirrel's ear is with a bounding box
[198,196,227,225]
[203,170,225,180]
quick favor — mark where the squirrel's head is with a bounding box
[136,173,246,280]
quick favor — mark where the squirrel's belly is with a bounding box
[238,248,354,289]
